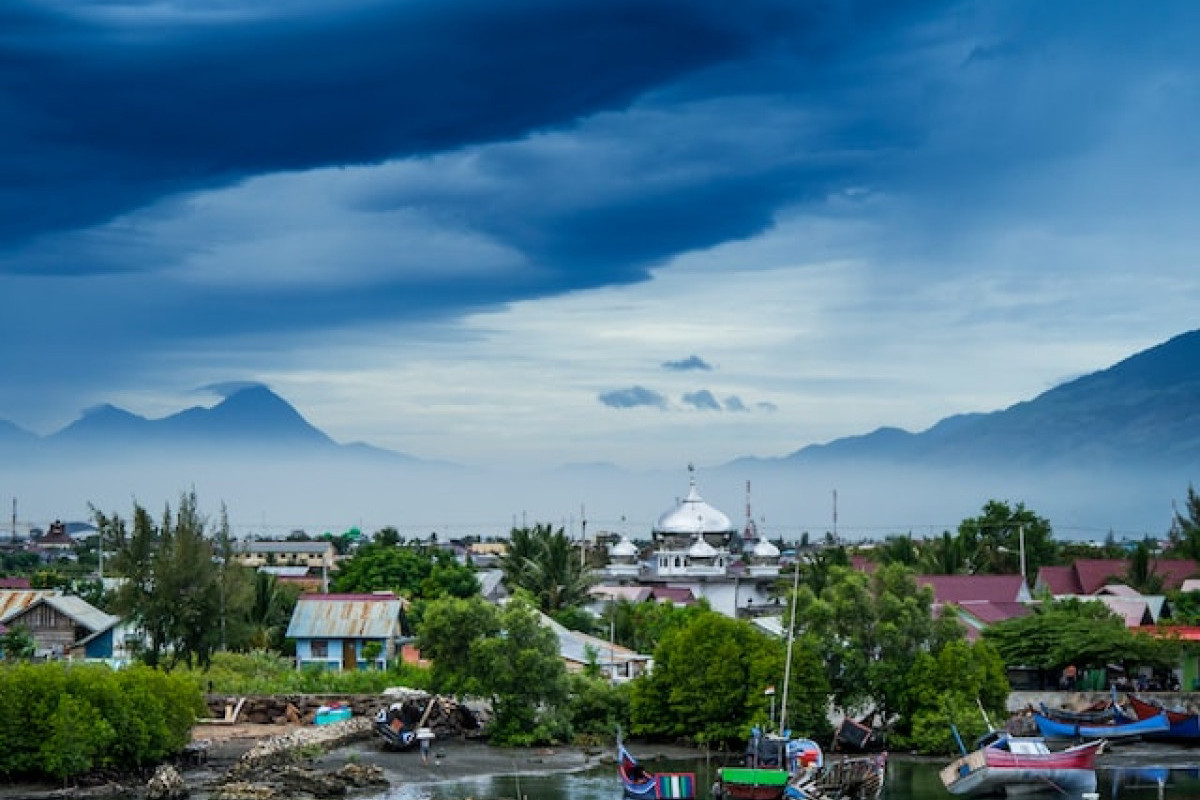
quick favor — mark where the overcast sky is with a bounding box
[4,0,1200,473]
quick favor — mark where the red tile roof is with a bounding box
[917,574,1028,604]
[653,586,697,605]
[1035,558,1200,596]
[955,601,1034,625]
[1034,565,1080,595]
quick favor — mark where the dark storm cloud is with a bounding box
[681,390,721,411]
[662,356,712,372]
[598,387,668,410]
[6,0,1200,431]
[0,0,788,256]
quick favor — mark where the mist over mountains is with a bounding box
[1,332,1198,540]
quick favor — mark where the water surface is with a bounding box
[371,756,1200,800]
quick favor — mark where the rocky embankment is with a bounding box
[150,717,387,800]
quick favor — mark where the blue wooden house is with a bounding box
[286,592,405,670]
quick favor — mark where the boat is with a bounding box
[618,738,697,799]
[1032,708,1169,740]
[1124,693,1200,741]
[715,727,885,800]
[715,565,885,800]
[1036,701,1122,725]
[832,715,883,753]
[372,702,419,750]
[716,766,793,800]
[940,729,1105,797]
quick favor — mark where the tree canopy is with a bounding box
[96,491,225,670]
[983,597,1181,674]
[501,523,592,614]
[416,594,569,745]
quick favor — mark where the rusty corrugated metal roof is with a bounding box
[285,594,402,639]
[0,590,61,623]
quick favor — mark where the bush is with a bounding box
[0,662,202,781]
[567,674,630,744]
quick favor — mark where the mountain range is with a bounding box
[1,331,1197,538]
[2,330,1199,469]
[0,384,418,463]
[728,328,1200,469]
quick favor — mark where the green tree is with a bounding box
[1169,484,1200,560]
[983,597,1180,676]
[417,595,502,695]
[958,500,1055,583]
[332,542,478,600]
[501,523,592,613]
[894,638,1009,754]
[921,530,966,575]
[99,491,224,669]
[629,609,820,745]
[601,597,709,654]
[1126,539,1165,594]
[473,597,571,745]
[0,624,35,660]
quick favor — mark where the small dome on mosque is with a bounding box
[610,537,638,558]
[752,539,780,559]
[653,468,733,535]
[688,538,719,558]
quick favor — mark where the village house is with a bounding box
[0,591,120,660]
[233,539,338,590]
[285,592,406,671]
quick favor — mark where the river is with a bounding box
[368,755,1200,800]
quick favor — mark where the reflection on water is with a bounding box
[369,757,1200,800]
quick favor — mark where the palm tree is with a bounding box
[500,523,592,613]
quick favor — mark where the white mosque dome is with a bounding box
[610,537,638,558]
[752,539,780,559]
[688,538,719,558]
[654,479,733,535]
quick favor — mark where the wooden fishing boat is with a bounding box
[941,730,1105,797]
[1036,701,1121,725]
[1032,708,1169,740]
[1125,694,1200,741]
[715,766,792,800]
[618,738,696,799]
[716,730,885,800]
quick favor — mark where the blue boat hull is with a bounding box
[1033,710,1169,740]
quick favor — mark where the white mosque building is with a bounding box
[598,467,786,619]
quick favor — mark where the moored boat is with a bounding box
[1032,708,1169,740]
[716,767,792,800]
[618,738,697,799]
[715,729,885,800]
[372,702,419,751]
[1125,694,1200,741]
[940,730,1105,797]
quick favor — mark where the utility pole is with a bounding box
[832,489,838,543]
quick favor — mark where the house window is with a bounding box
[311,640,328,658]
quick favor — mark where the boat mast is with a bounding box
[778,553,802,734]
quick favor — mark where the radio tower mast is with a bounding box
[743,480,758,544]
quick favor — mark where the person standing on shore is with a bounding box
[418,727,434,764]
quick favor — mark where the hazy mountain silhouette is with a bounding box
[3,384,424,463]
[724,328,1200,470]
[1,333,1198,538]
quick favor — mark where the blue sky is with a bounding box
[4,0,1200,473]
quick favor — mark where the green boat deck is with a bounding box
[717,768,790,787]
